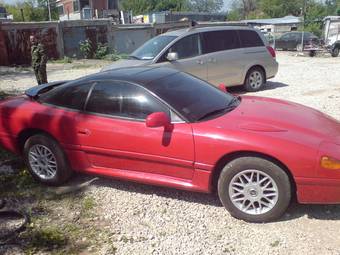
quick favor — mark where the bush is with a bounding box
[95,43,109,59]
[79,39,92,59]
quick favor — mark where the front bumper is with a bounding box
[296,177,340,204]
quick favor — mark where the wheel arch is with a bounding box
[244,65,267,84]
[211,151,296,197]
[17,128,57,154]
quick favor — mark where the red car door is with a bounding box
[75,80,195,180]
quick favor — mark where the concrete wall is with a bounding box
[0,20,191,66]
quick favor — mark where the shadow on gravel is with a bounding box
[69,174,340,222]
[72,173,223,208]
[278,202,340,222]
[228,81,289,95]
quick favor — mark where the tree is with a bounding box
[121,0,189,15]
[2,0,58,21]
[189,0,224,12]
[259,0,304,18]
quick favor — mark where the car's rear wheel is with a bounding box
[244,67,265,92]
[296,44,303,52]
[23,134,72,185]
[331,47,339,57]
[218,157,291,223]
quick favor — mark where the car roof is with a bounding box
[163,25,255,37]
[77,66,180,86]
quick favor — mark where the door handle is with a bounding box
[77,129,91,136]
[196,60,204,65]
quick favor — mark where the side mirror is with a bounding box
[218,83,228,93]
[146,112,171,128]
[166,52,179,62]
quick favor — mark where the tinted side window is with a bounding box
[169,34,200,59]
[86,81,169,120]
[40,82,93,110]
[202,30,240,54]
[239,30,264,47]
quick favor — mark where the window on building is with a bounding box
[73,1,80,12]
[57,5,64,16]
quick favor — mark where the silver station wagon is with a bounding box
[102,26,278,92]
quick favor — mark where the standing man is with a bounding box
[30,35,48,85]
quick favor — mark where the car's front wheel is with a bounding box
[24,134,72,185]
[218,157,291,223]
[244,67,265,92]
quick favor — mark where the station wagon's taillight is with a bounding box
[266,46,276,59]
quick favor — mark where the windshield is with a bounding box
[145,72,239,122]
[130,35,177,60]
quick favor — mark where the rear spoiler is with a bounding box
[25,80,69,99]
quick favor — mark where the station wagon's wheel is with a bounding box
[244,67,265,92]
[331,47,339,57]
[218,157,291,223]
[23,134,72,185]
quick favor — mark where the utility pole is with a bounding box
[300,0,307,52]
[47,0,52,21]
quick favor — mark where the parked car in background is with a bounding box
[275,31,320,51]
[1,67,340,223]
[102,26,278,92]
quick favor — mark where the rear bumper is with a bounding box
[296,177,340,204]
[266,60,279,80]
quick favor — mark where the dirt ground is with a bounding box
[0,52,340,255]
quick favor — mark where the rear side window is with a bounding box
[202,30,240,54]
[40,82,93,110]
[238,30,264,47]
[86,81,169,120]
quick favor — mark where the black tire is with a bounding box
[331,47,339,57]
[309,50,316,57]
[296,44,303,52]
[23,134,72,185]
[217,157,291,223]
[244,67,265,92]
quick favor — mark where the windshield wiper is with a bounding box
[129,55,140,60]
[197,108,230,121]
[197,97,241,121]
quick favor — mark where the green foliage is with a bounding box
[304,22,323,37]
[95,43,109,59]
[189,0,224,12]
[259,0,304,18]
[227,9,242,21]
[79,39,92,59]
[120,0,223,15]
[25,226,68,250]
[2,0,58,21]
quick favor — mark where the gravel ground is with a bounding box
[1,52,340,254]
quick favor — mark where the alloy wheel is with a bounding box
[229,169,279,215]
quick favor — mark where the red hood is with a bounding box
[211,96,340,141]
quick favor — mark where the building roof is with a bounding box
[244,16,301,25]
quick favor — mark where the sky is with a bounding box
[1,0,233,11]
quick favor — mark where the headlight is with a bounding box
[321,156,340,170]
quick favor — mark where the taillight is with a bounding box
[266,46,276,58]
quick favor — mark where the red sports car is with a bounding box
[0,67,340,222]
